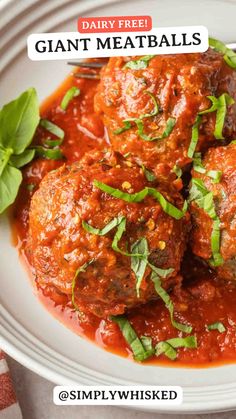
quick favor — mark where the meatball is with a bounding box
[95,49,236,178]
[189,142,236,280]
[27,151,189,317]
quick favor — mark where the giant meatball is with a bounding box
[94,49,236,178]
[27,151,189,317]
[190,142,236,280]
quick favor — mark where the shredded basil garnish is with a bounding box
[189,178,223,266]
[34,146,63,160]
[209,38,236,69]
[60,86,80,111]
[141,165,157,182]
[151,272,192,333]
[188,115,202,158]
[110,315,155,361]
[40,119,65,140]
[131,238,149,297]
[156,336,197,360]
[113,121,132,135]
[172,164,182,178]
[193,153,222,183]
[82,216,124,236]
[71,260,94,311]
[93,180,187,220]
[135,117,176,142]
[199,94,234,140]
[124,55,155,70]
[207,322,226,333]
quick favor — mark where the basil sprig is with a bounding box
[207,322,226,333]
[124,55,155,70]
[111,315,155,361]
[0,88,39,213]
[93,180,187,220]
[60,86,80,111]
[71,260,94,310]
[199,94,234,140]
[155,336,197,360]
[189,178,223,266]
[209,38,236,69]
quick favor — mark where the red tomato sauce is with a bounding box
[11,67,236,367]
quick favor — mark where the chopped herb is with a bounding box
[82,216,124,236]
[209,38,236,69]
[111,217,128,255]
[93,180,187,220]
[189,178,223,266]
[111,315,155,361]
[207,322,226,333]
[124,55,155,70]
[40,119,65,140]
[140,336,154,353]
[131,238,149,297]
[151,272,192,333]
[113,121,132,135]
[141,165,156,182]
[34,146,63,160]
[207,170,222,184]
[172,164,182,178]
[60,86,80,111]
[156,336,197,360]
[187,115,202,158]
[134,117,175,142]
[199,94,234,140]
[43,138,63,147]
[193,153,222,183]
[71,260,94,311]
[26,183,35,192]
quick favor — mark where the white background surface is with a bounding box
[7,356,236,419]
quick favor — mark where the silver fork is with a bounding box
[68,43,236,79]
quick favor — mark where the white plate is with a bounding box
[1,0,236,414]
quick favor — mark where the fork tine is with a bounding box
[68,61,105,68]
[74,72,100,79]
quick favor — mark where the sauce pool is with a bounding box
[11,67,236,367]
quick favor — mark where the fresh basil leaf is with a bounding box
[0,165,22,214]
[71,260,94,311]
[9,149,35,168]
[209,38,236,69]
[138,91,159,119]
[82,216,124,236]
[187,115,202,158]
[94,181,187,220]
[34,146,63,160]
[0,148,13,177]
[131,238,149,297]
[207,321,226,333]
[60,86,80,111]
[172,164,182,178]
[40,119,64,140]
[156,336,197,360]
[193,152,206,174]
[124,55,155,70]
[0,88,39,155]
[148,262,174,279]
[199,94,234,140]
[151,272,192,333]
[141,165,157,182]
[111,315,154,361]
